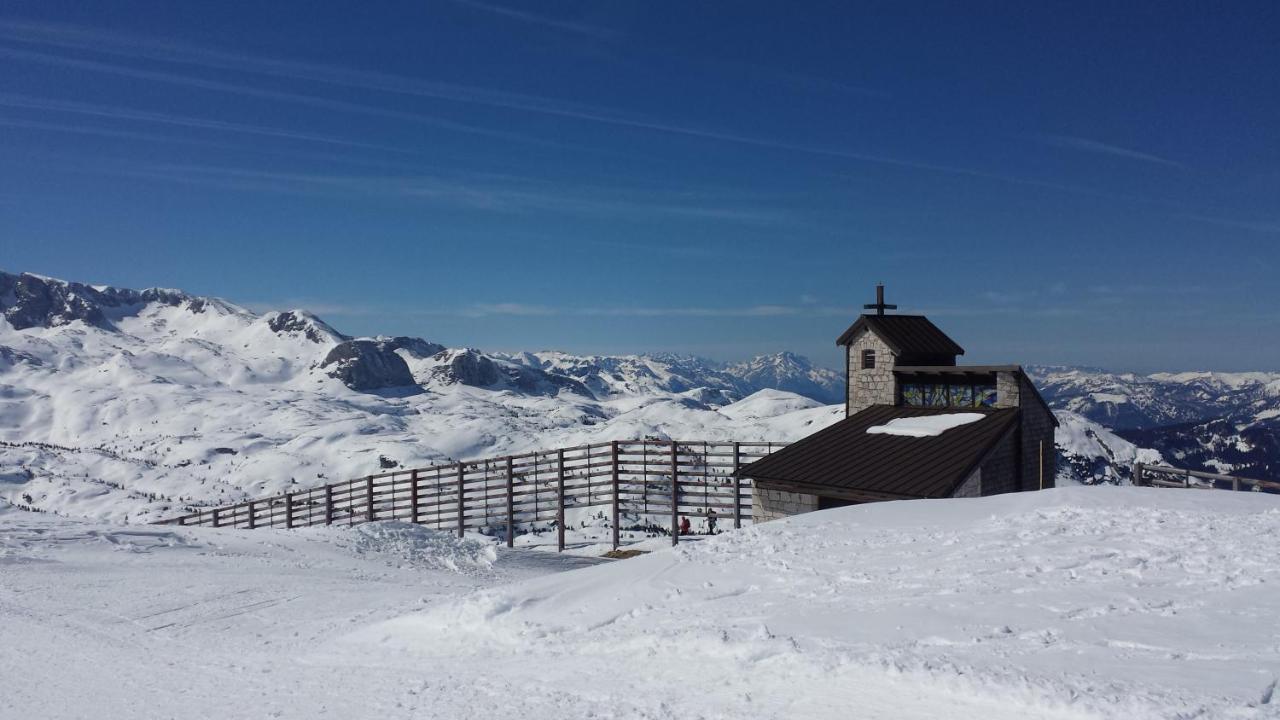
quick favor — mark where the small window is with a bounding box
[861,349,876,369]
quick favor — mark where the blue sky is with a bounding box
[0,1,1277,372]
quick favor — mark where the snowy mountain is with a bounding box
[1030,365,1280,430]
[1030,366,1280,480]
[1053,410,1163,485]
[0,271,844,522]
[4,270,1255,524]
[499,349,844,404]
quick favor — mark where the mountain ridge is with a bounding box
[1,270,1269,521]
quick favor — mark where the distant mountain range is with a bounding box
[1029,366,1280,479]
[0,270,1272,522]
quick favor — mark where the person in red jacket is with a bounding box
[679,516,691,536]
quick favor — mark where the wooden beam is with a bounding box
[556,449,566,552]
[505,456,514,549]
[610,441,620,551]
[456,464,465,539]
[670,441,679,547]
[732,441,742,529]
[410,469,421,525]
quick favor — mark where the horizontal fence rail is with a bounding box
[154,440,787,551]
[1134,462,1280,494]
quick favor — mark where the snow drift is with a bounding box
[352,487,1280,719]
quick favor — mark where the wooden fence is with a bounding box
[1133,463,1280,493]
[154,440,786,551]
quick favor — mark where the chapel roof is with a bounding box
[836,314,965,357]
[739,405,1018,501]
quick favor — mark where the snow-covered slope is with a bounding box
[0,271,846,522]
[1054,410,1163,485]
[8,487,1276,719]
[364,487,1280,719]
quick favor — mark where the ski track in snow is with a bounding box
[4,487,1280,719]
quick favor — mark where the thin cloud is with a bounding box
[1037,133,1184,168]
[444,0,618,40]
[97,163,787,224]
[0,45,549,147]
[0,22,1121,194]
[464,303,559,317]
[456,303,855,318]
[0,116,219,146]
[0,93,425,155]
[1184,214,1280,235]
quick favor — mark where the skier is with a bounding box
[679,516,691,536]
[705,507,718,535]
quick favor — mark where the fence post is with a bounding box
[410,470,421,525]
[506,456,515,548]
[211,507,220,529]
[1184,467,1191,489]
[365,476,375,521]
[456,463,465,539]
[1233,476,1240,491]
[732,441,742,529]
[247,501,256,530]
[285,493,294,529]
[611,441,620,551]
[1134,462,1144,487]
[670,440,679,547]
[557,449,566,552]
[324,485,334,525]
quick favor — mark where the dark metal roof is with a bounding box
[836,314,965,357]
[740,405,1019,501]
[894,365,1019,374]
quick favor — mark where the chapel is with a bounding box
[742,285,1057,520]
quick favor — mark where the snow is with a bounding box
[5,487,1280,718]
[1055,411,1162,468]
[866,412,985,437]
[0,290,845,522]
[1089,392,1130,404]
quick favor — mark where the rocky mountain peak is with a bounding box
[265,310,347,344]
[0,270,232,331]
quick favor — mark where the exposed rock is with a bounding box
[0,345,44,367]
[0,271,215,331]
[321,340,417,391]
[385,336,446,358]
[266,311,346,344]
[430,348,592,397]
[432,349,501,386]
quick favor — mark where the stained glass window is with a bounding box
[949,384,974,407]
[901,383,925,406]
[976,385,998,407]
[923,384,948,406]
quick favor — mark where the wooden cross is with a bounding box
[864,283,897,315]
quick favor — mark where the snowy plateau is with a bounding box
[4,488,1280,719]
[3,271,1280,719]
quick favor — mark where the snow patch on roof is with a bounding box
[865,412,985,437]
